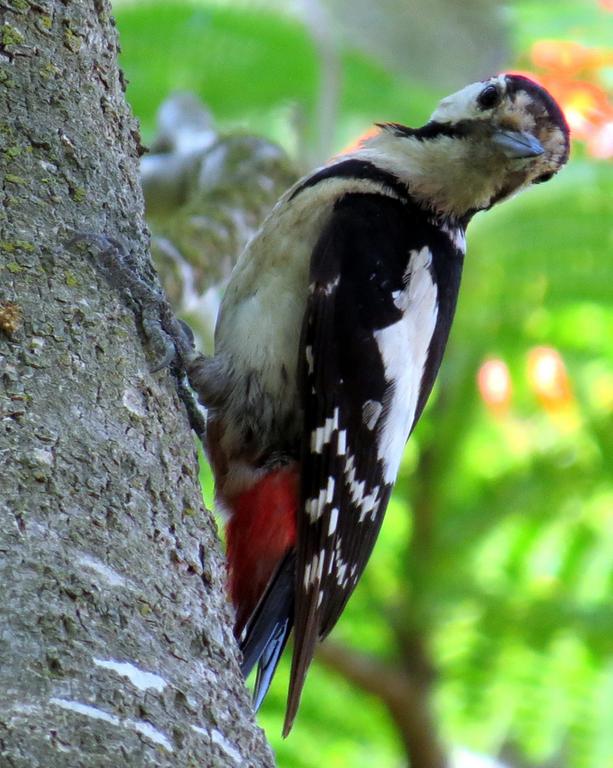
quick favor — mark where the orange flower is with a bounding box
[548,79,613,138]
[525,40,613,157]
[531,40,613,75]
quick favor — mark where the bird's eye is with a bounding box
[533,171,554,184]
[477,84,501,110]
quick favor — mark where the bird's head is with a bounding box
[363,74,570,220]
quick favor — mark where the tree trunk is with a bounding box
[0,1,273,766]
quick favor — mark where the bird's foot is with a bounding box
[68,233,206,439]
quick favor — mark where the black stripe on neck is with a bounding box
[289,159,409,202]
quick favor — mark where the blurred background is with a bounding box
[113,1,613,766]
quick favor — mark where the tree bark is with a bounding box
[0,2,273,766]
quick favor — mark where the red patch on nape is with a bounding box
[225,466,298,636]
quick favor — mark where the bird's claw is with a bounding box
[141,306,179,373]
[68,231,207,440]
[68,232,196,374]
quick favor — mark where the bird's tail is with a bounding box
[225,465,298,709]
[240,551,295,710]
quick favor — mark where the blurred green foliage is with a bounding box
[115,0,436,159]
[115,1,612,766]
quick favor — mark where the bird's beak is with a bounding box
[491,129,544,159]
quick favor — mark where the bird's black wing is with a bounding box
[284,189,464,734]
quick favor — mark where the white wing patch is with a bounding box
[374,246,438,484]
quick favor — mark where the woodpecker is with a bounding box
[188,74,569,734]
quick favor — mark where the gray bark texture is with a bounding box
[0,1,274,766]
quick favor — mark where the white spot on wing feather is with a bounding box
[307,554,319,588]
[343,453,381,523]
[337,429,347,455]
[303,562,312,590]
[317,549,325,580]
[304,549,327,591]
[305,345,314,375]
[310,407,339,453]
[336,560,348,586]
[306,475,336,522]
[322,275,340,294]
[306,487,327,522]
[325,475,335,503]
[328,507,339,535]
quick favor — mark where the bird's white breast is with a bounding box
[215,175,402,402]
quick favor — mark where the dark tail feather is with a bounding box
[283,604,318,736]
[252,616,292,710]
[240,551,295,709]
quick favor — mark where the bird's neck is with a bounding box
[353,130,508,219]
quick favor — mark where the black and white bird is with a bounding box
[189,73,569,734]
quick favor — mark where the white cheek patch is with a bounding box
[430,74,507,124]
[432,81,484,123]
